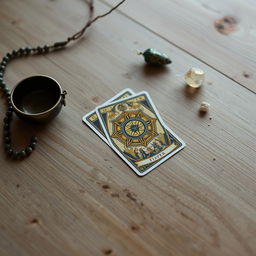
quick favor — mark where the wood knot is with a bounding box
[126,191,137,202]
[243,72,251,78]
[111,193,119,198]
[131,224,140,232]
[102,184,110,190]
[214,16,238,35]
[102,249,113,255]
[30,218,39,225]
[92,96,101,103]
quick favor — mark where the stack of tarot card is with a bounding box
[83,89,185,176]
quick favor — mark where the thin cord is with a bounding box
[0,0,128,159]
[55,0,127,47]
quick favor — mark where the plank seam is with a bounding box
[99,0,255,95]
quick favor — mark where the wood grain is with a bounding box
[0,0,256,255]
[104,0,256,93]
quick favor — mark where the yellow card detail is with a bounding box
[88,113,98,122]
[99,95,146,114]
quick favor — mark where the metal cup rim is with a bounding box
[11,75,63,117]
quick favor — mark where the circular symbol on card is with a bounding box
[111,111,158,147]
[122,118,146,139]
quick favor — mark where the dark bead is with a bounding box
[17,48,24,55]
[22,50,28,56]
[37,46,43,54]
[43,45,49,52]
[6,53,12,58]
[8,106,13,112]
[24,47,32,54]
[3,130,9,137]
[25,147,33,155]
[4,123,9,129]
[4,119,12,125]
[12,50,18,57]
[12,151,18,159]
[4,137,11,143]
[18,150,26,158]
[7,101,12,106]
[4,117,10,123]
[5,117,11,123]
[4,144,11,150]
[0,82,5,89]
[6,111,12,117]
[0,72,3,77]
[30,142,37,149]
[54,41,67,48]
[3,56,9,62]
[4,88,10,95]
[7,148,13,156]
[0,65,5,71]
[1,61,7,66]
[31,47,37,53]
[31,136,38,143]
[21,150,27,157]
[3,122,10,131]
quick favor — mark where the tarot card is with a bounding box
[82,88,134,145]
[96,92,185,176]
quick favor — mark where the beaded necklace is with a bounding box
[0,0,126,159]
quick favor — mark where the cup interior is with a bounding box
[12,76,61,115]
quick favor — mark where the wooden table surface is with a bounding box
[0,0,256,255]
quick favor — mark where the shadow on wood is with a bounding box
[183,83,201,100]
[142,63,170,77]
[10,115,50,151]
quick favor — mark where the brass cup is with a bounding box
[11,75,67,123]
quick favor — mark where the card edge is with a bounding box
[82,88,136,146]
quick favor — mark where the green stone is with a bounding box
[142,48,172,66]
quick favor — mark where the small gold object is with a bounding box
[184,68,205,88]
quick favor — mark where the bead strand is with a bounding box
[0,44,58,159]
[0,0,127,159]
